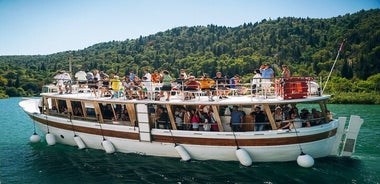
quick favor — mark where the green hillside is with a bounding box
[0,9,379,103]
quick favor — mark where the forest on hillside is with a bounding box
[0,9,379,103]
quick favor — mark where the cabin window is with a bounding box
[99,103,114,121]
[57,100,68,114]
[71,101,84,117]
[84,102,96,118]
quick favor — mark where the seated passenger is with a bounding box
[280,113,302,129]
[213,71,230,99]
[230,74,247,95]
[311,108,322,125]
[300,108,311,127]
[183,76,200,100]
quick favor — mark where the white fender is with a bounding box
[45,133,56,146]
[102,139,115,154]
[74,135,86,150]
[235,148,253,166]
[297,153,314,168]
[30,133,41,143]
[175,144,191,161]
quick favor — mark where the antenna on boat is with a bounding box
[321,39,346,95]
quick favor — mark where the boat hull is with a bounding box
[26,109,341,162]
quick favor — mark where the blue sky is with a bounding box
[0,0,379,56]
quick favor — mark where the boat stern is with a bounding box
[330,115,364,157]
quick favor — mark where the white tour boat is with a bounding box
[19,77,364,167]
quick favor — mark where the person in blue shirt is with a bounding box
[260,64,274,95]
[230,105,244,132]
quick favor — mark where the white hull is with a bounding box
[26,108,340,162]
[20,90,363,164]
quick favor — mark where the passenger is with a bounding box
[53,71,65,94]
[274,106,283,128]
[156,107,170,129]
[231,74,247,95]
[250,106,266,131]
[121,108,130,121]
[179,69,188,79]
[190,109,200,131]
[281,65,291,78]
[121,77,132,99]
[131,76,144,100]
[251,69,262,96]
[157,70,172,101]
[183,76,200,100]
[100,75,111,97]
[230,105,244,132]
[174,107,184,130]
[175,74,187,91]
[280,112,303,129]
[213,71,230,99]
[141,76,152,99]
[143,69,152,82]
[87,71,99,97]
[260,64,274,95]
[300,108,311,127]
[62,71,73,94]
[128,71,136,82]
[311,108,322,125]
[74,71,87,89]
[110,74,122,98]
[326,110,333,122]
[183,108,192,130]
[151,70,160,83]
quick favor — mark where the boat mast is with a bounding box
[322,39,346,95]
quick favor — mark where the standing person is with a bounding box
[251,69,262,96]
[158,70,172,101]
[62,71,73,94]
[151,70,160,83]
[54,71,65,94]
[190,109,200,131]
[230,106,244,132]
[281,65,291,78]
[251,106,266,131]
[260,64,274,95]
[143,69,152,81]
[155,106,170,129]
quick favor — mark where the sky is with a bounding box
[0,0,379,56]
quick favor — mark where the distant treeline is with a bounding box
[0,9,379,103]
